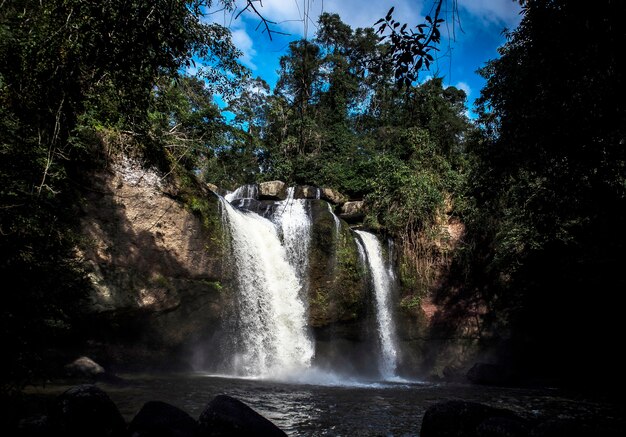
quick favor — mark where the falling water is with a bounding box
[273,187,311,282]
[355,230,399,379]
[219,197,314,378]
[326,202,342,237]
[224,184,258,202]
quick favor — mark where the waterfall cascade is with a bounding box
[218,184,402,382]
[219,195,313,378]
[355,230,399,379]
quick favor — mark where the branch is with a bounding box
[235,0,289,41]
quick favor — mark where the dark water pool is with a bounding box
[25,373,624,436]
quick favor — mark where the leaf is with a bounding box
[386,7,395,21]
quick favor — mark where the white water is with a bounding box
[355,230,399,379]
[225,184,258,202]
[326,202,342,237]
[273,187,311,283]
[219,197,314,378]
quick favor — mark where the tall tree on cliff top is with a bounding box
[458,0,626,385]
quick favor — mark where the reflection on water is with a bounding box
[28,373,624,437]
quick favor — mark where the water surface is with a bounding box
[36,373,617,436]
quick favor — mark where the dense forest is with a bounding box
[1,0,625,394]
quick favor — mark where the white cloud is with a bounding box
[455,81,471,97]
[239,0,423,38]
[231,28,258,69]
[457,0,522,28]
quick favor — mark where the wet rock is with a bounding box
[338,200,365,223]
[467,363,511,386]
[206,183,229,197]
[64,356,105,379]
[421,400,518,437]
[294,185,320,199]
[320,187,348,205]
[50,384,126,437]
[197,394,286,436]
[129,401,198,437]
[258,181,287,200]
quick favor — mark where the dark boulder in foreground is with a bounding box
[50,384,126,437]
[128,401,198,437]
[420,400,522,437]
[197,394,286,436]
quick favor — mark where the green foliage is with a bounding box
[0,0,246,389]
[454,0,626,383]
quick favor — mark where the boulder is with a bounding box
[197,394,286,436]
[206,183,229,197]
[258,181,287,200]
[50,384,126,437]
[420,400,519,437]
[64,356,105,379]
[129,401,198,437]
[338,200,365,223]
[320,187,348,205]
[294,185,320,199]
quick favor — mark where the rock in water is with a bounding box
[258,181,287,200]
[64,356,105,379]
[129,401,198,437]
[50,384,126,437]
[197,394,286,436]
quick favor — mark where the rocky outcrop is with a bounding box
[338,200,365,223]
[294,185,320,199]
[307,200,379,375]
[321,187,348,205]
[307,200,366,328]
[258,180,287,200]
[78,157,228,370]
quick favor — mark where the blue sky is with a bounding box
[207,0,522,117]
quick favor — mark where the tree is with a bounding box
[374,0,458,87]
[0,0,247,389]
[458,0,626,386]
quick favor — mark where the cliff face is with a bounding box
[76,159,473,378]
[77,158,228,370]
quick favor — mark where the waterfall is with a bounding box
[354,230,399,379]
[273,187,311,283]
[225,184,258,202]
[219,197,314,378]
[326,202,342,237]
